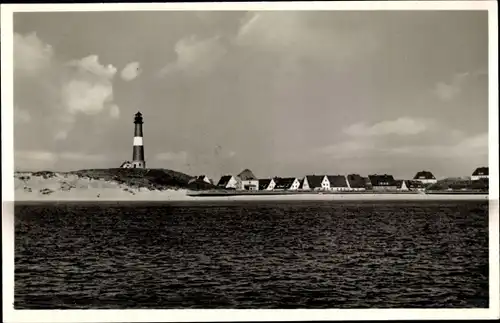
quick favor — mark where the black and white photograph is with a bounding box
[2,1,499,322]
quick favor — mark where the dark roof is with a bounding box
[472,167,489,176]
[217,175,233,187]
[237,169,257,180]
[274,177,298,189]
[368,174,396,186]
[197,175,208,180]
[413,171,436,180]
[347,174,366,188]
[305,175,325,188]
[327,175,348,187]
[405,180,425,189]
[258,179,272,190]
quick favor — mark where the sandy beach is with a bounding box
[13,172,489,202]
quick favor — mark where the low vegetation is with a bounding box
[68,168,217,191]
[427,178,488,192]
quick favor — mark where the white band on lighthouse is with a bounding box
[133,136,143,146]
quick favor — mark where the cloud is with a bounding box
[388,132,488,158]
[14,106,31,124]
[343,117,433,137]
[14,33,120,141]
[14,32,54,76]
[317,130,487,161]
[434,70,487,101]
[121,61,141,81]
[15,150,108,170]
[234,12,377,63]
[155,151,188,162]
[159,35,227,77]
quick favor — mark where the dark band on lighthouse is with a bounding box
[132,111,146,168]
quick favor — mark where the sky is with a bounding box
[12,10,489,180]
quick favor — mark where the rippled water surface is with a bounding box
[15,200,489,309]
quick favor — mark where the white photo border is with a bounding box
[2,1,499,322]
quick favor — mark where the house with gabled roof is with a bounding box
[327,175,349,191]
[195,175,211,184]
[395,180,409,191]
[368,174,398,191]
[346,174,366,191]
[216,175,240,189]
[302,175,329,190]
[237,169,259,190]
[273,177,301,190]
[413,170,437,184]
[258,178,276,190]
[405,180,426,191]
[472,167,488,181]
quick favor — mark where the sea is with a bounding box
[14,200,489,309]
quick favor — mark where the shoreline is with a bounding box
[13,190,489,202]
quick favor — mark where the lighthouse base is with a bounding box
[132,161,146,168]
[120,161,146,169]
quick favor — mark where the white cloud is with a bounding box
[159,35,227,77]
[388,132,488,158]
[66,55,117,79]
[344,117,433,137]
[434,70,487,101]
[14,32,54,76]
[14,106,31,124]
[234,12,377,63]
[14,33,121,141]
[15,150,57,162]
[15,150,108,170]
[121,61,141,81]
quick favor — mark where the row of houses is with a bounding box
[194,167,488,192]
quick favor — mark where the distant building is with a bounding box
[237,169,259,190]
[120,161,134,168]
[405,180,426,191]
[369,174,398,191]
[273,177,301,190]
[302,175,329,190]
[472,167,489,181]
[395,180,409,191]
[327,175,349,191]
[216,175,240,189]
[413,170,437,184]
[346,174,367,191]
[258,178,276,190]
[195,175,211,184]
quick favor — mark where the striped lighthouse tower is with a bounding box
[132,111,146,168]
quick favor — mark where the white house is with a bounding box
[413,171,437,184]
[346,174,367,191]
[120,161,134,168]
[326,175,350,191]
[273,177,301,190]
[395,180,409,191]
[302,175,329,190]
[258,178,276,190]
[237,169,259,190]
[216,175,240,189]
[471,167,488,181]
[196,175,211,184]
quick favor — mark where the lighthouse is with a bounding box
[131,111,146,168]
